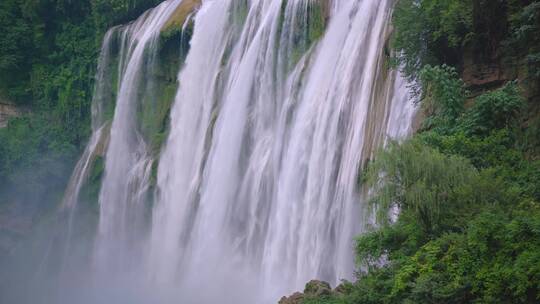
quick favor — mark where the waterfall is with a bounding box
[55,0,416,303]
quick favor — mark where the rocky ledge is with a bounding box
[279,280,349,304]
[0,102,25,128]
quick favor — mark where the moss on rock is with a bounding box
[137,0,200,157]
[161,0,201,37]
[281,0,330,69]
[79,155,105,213]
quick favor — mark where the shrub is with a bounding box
[419,64,467,129]
[392,0,473,80]
[460,82,525,136]
[364,139,480,235]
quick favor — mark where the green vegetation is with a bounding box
[304,1,540,303]
[419,64,468,129]
[0,0,162,236]
[1,1,539,302]
[79,155,105,213]
[392,0,540,84]
[279,0,328,69]
[303,72,540,304]
[506,2,540,81]
[391,0,473,80]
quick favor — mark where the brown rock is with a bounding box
[304,280,331,297]
[278,280,333,304]
[0,102,26,128]
[161,0,201,34]
[333,280,352,295]
[278,292,304,304]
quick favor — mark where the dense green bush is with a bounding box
[91,0,162,31]
[393,0,540,84]
[391,0,473,80]
[507,1,540,80]
[303,1,540,301]
[0,0,164,221]
[419,64,467,130]
[305,87,540,302]
[364,140,481,235]
[0,0,47,102]
[461,82,524,136]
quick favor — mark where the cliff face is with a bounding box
[0,102,25,128]
[461,47,537,97]
[460,40,540,160]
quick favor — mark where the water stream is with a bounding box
[56,0,416,303]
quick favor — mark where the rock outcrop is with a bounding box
[161,0,201,34]
[279,280,349,304]
[0,102,24,128]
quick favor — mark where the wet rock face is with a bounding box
[462,62,507,89]
[0,102,24,128]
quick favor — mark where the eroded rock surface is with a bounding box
[0,102,24,128]
[279,280,340,304]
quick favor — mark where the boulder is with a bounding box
[0,102,25,128]
[304,280,332,297]
[278,292,304,304]
[278,280,333,304]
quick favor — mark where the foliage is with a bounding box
[348,207,540,304]
[91,0,162,31]
[280,0,328,69]
[0,0,165,231]
[0,115,79,217]
[304,1,540,301]
[416,65,524,138]
[460,82,524,136]
[419,64,467,130]
[393,0,540,84]
[364,140,480,235]
[391,0,473,80]
[305,80,540,302]
[0,0,46,102]
[506,1,540,80]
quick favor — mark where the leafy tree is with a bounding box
[392,0,473,80]
[0,0,42,102]
[460,82,524,136]
[300,1,540,303]
[364,140,480,235]
[0,0,168,241]
[419,64,467,130]
[506,1,540,80]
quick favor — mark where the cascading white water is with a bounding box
[56,0,416,303]
[262,0,394,293]
[147,0,415,302]
[94,0,182,275]
[61,26,117,213]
